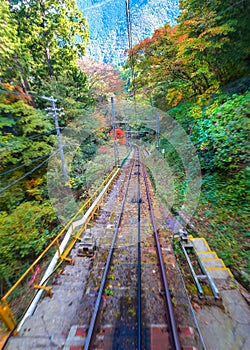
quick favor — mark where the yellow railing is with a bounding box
[0,166,120,332]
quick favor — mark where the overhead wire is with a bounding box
[0,153,52,177]
[26,127,65,140]
[0,88,89,107]
[0,128,64,153]
[0,88,55,102]
[0,149,59,194]
[125,0,137,110]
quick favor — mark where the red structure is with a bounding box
[110,128,126,144]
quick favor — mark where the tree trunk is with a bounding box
[39,0,54,77]
[15,56,36,107]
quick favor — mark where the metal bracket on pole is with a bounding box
[45,96,69,183]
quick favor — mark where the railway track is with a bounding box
[83,149,181,350]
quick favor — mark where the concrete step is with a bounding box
[198,252,217,259]
[206,268,232,279]
[201,258,225,268]
[191,238,209,252]
[190,237,233,281]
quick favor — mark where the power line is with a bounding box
[0,150,59,194]
[125,0,137,108]
[1,90,69,183]
[125,1,134,78]
[0,88,79,106]
[26,128,63,140]
[0,88,51,101]
[26,127,66,140]
[0,127,67,153]
[0,153,51,177]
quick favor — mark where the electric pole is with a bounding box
[111,97,120,167]
[156,113,160,149]
[45,96,69,182]
[148,124,150,149]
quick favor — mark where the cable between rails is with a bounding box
[136,150,142,349]
[141,161,181,350]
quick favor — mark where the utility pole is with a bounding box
[127,123,132,149]
[125,121,129,149]
[111,97,120,167]
[148,124,150,149]
[45,96,69,182]
[156,113,160,149]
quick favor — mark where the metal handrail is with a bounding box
[2,166,118,301]
[0,166,120,331]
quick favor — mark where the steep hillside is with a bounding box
[78,0,179,64]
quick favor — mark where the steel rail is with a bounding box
[141,161,181,350]
[84,159,135,350]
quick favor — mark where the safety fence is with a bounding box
[0,165,122,333]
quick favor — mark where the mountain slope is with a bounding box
[78,0,179,64]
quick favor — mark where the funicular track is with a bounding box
[83,148,181,350]
[2,149,186,350]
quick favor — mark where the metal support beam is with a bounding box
[148,126,150,149]
[51,98,69,182]
[111,97,120,167]
[156,113,160,149]
[45,96,69,182]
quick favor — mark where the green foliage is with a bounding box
[147,89,249,287]
[0,0,105,298]
[179,0,250,83]
[0,0,19,75]
[6,0,89,87]
[69,143,97,191]
[128,0,250,108]
[202,168,249,213]
[0,100,54,210]
[34,71,95,125]
[0,201,56,285]
[0,100,59,285]
[168,91,250,171]
[191,92,249,170]
[104,287,114,297]
[192,167,249,287]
